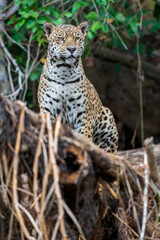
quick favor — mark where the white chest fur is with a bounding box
[39,58,87,126]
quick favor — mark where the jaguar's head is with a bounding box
[44,22,88,65]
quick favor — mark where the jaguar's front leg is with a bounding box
[74,117,93,142]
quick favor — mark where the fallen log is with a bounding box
[92,46,160,84]
[0,96,160,240]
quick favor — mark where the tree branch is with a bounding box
[0,35,24,83]
[0,4,19,20]
[92,46,160,84]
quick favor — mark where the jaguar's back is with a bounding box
[38,22,118,153]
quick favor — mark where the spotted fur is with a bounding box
[38,22,118,153]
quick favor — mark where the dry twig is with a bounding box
[46,115,68,240]
[33,113,46,214]
[12,105,35,239]
[140,148,149,240]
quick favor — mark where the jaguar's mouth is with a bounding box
[61,55,76,61]
[61,54,78,65]
[67,55,76,59]
[61,53,78,60]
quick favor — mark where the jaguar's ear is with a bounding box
[44,22,56,39]
[78,22,89,36]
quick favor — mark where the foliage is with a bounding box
[6,1,160,48]
[4,0,160,106]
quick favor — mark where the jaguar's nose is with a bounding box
[67,47,76,53]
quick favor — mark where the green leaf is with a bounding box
[12,32,21,42]
[64,12,73,18]
[28,0,34,6]
[18,10,25,15]
[39,6,45,11]
[129,20,138,33]
[95,0,108,5]
[30,11,39,18]
[72,2,81,14]
[37,30,43,41]
[26,20,36,29]
[7,17,17,25]
[15,19,25,31]
[86,12,98,20]
[91,21,101,33]
[37,17,47,24]
[15,0,20,5]
[79,0,87,7]
[32,26,38,33]
[38,38,47,46]
[88,31,94,39]
[20,10,38,19]
[53,10,61,18]
[101,23,108,33]
[53,18,63,25]
[23,12,30,18]
[45,10,51,15]
[19,19,25,27]
[115,13,125,23]
[126,24,134,37]
[30,71,39,81]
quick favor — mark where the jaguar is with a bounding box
[38,21,118,153]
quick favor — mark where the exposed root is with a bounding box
[0,96,160,240]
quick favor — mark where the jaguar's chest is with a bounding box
[41,80,87,123]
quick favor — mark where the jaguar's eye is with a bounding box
[75,36,80,41]
[58,36,65,42]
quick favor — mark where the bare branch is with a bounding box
[92,0,99,17]
[2,27,27,52]
[62,200,86,240]
[140,149,149,240]
[6,56,15,99]
[46,115,68,240]
[22,33,33,101]
[0,4,19,20]
[12,105,34,239]
[33,113,46,214]
[22,35,40,101]
[108,22,128,50]
[0,35,24,87]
